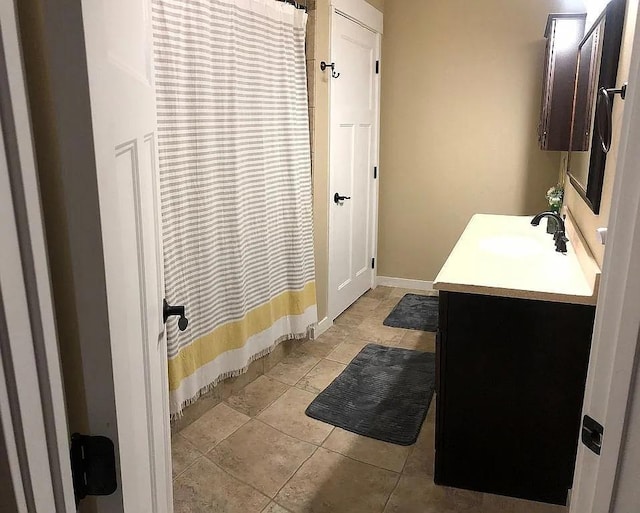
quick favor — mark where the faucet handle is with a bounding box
[555,232,568,253]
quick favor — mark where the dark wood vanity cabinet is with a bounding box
[434,291,595,505]
[538,14,586,151]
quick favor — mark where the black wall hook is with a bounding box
[320,61,340,78]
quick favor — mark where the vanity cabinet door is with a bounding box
[434,292,595,505]
[539,14,586,151]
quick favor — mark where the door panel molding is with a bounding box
[331,0,383,34]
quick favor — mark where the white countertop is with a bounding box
[433,214,599,305]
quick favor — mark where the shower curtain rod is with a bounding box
[276,0,308,12]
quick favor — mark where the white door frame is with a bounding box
[570,5,640,511]
[0,0,75,510]
[327,0,383,322]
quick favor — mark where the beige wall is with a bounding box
[377,0,586,282]
[565,0,638,267]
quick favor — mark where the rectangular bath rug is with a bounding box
[383,293,438,332]
[305,344,435,445]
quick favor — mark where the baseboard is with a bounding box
[311,316,333,339]
[376,276,434,291]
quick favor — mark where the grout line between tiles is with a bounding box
[380,471,402,513]
[252,417,334,448]
[172,453,205,482]
[179,407,251,457]
[200,419,323,501]
[318,444,405,476]
[223,378,290,418]
[200,454,272,503]
[270,440,321,501]
[292,358,323,389]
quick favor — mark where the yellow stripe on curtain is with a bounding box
[168,281,316,390]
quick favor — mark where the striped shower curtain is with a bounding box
[152,0,317,416]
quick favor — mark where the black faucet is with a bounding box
[531,211,568,253]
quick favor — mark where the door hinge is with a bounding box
[375,60,380,74]
[70,433,118,506]
[374,166,378,179]
[581,415,604,455]
[371,257,375,269]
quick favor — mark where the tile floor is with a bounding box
[171,287,567,513]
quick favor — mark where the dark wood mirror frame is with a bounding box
[567,0,626,214]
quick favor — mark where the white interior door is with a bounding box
[32,0,171,509]
[79,0,172,511]
[328,10,380,319]
[570,7,640,512]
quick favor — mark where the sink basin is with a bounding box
[478,235,544,258]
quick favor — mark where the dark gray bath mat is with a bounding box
[383,293,439,332]
[305,344,435,445]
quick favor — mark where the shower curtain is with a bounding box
[152,0,317,416]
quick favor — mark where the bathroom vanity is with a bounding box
[433,214,600,505]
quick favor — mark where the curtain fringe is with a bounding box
[169,324,313,420]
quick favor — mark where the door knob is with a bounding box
[163,299,189,331]
[334,192,351,204]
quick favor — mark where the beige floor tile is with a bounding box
[181,402,250,453]
[325,339,370,364]
[383,477,482,513]
[297,332,345,358]
[263,339,298,373]
[225,375,289,417]
[323,324,351,338]
[207,419,316,498]
[296,359,346,394]
[266,351,321,385]
[376,297,402,312]
[346,296,382,313]
[322,428,411,473]
[219,357,266,400]
[365,286,393,299]
[170,385,224,435]
[173,457,269,513]
[369,304,396,322]
[333,309,367,327]
[403,420,435,477]
[262,502,292,513]
[481,493,567,513]
[171,434,202,478]
[354,319,405,344]
[426,397,436,423]
[389,288,415,299]
[258,387,333,445]
[393,330,436,352]
[276,447,399,513]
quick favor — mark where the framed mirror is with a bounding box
[567,0,626,214]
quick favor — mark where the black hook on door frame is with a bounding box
[320,61,340,78]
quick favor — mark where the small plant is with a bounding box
[546,185,564,213]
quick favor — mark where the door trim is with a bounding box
[327,0,382,322]
[332,0,383,34]
[0,1,75,510]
